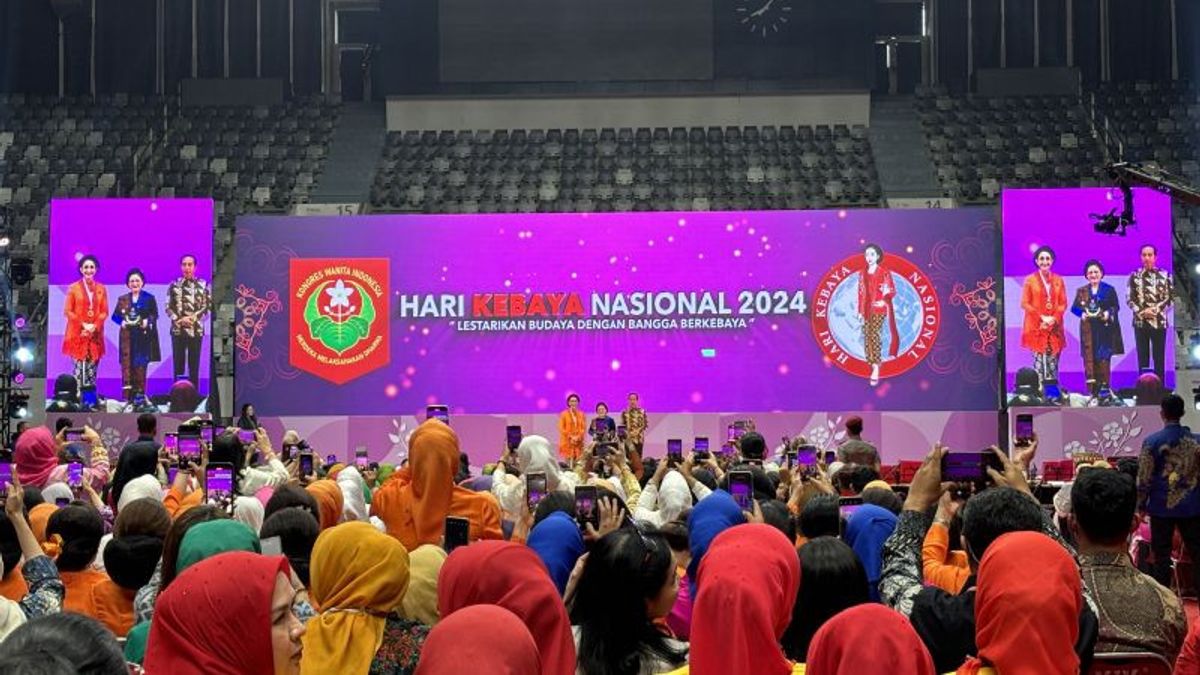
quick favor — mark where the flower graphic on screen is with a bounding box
[325,279,356,311]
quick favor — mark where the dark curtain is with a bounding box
[1038,0,1067,66]
[228,0,256,77]
[292,0,321,94]
[260,0,288,80]
[164,0,194,96]
[1180,0,1200,83]
[95,0,157,93]
[973,0,1002,71]
[1109,0,1172,82]
[937,0,970,92]
[1072,0,1100,88]
[380,0,439,94]
[876,2,922,35]
[196,0,223,77]
[61,4,91,95]
[1004,0,1036,67]
[0,0,60,93]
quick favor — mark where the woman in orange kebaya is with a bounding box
[62,254,108,392]
[557,394,586,461]
[1020,245,1068,388]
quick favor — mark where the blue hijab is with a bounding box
[843,503,898,602]
[686,489,747,597]
[527,511,586,595]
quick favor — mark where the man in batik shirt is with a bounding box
[166,254,211,388]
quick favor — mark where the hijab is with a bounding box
[415,605,541,675]
[176,520,261,575]
[806,604,936,674]
[957,531,1082,675]
[14,427,59,488]
[28,503,55,544]
[688,524,800,675]
[515,436,563,490]
[305,480,344,530]
[40,482,73,505]
[400,544,447,626]
[111,442,161,508]
[234,496,266,534]
[302,522,410,675]
[144,551,290,675]
[438,540,575,675]
[117,474,163,512]
[842,503,898,602]
[686,490,746,598]
[526,512,585,595]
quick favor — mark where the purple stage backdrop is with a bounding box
[235,209,1000,415]
[1002,188,1174,393]
[48,199,214,401]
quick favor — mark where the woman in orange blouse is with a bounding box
[1020,246,1068,388]
[62,254,108,392]
[558,393,586,461]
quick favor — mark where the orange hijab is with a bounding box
[957,531,1081,675]
[306,480,344,530]
[28,503,56,544]
[372,420,501,550]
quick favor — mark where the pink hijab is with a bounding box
[15,427,60,488]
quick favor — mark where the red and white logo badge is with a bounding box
[810,249,941,381]
[289,258,390,385]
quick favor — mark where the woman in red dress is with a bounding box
[1019,245,1068,388]
[62,255,108,392]
[858,244,899,386]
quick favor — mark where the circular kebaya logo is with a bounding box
[810,246,941,381]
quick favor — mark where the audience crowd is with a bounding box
[0,392,1195,675]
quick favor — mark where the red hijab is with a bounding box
[437,540,575,675]
[14,427,59,488]
[144,551,291,675]
[958,531,1082,675]
[806,604,936,675]
[689,524,801,675]
[416,605,542,675]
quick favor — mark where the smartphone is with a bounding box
[65,428,86,443]
[80,388,98,409]
[839,495,864,517]
[163,432,178,451]
[526,472,548,511]
[260,535,283,557]
[55,497,70,508]
[427,405,450,424]
[178,437,202,465]
[1015,413,1034,445]
[941,451,1005,483]
[575,485,599,530]
[326,453,338,466]
[67,462,84,489]
[617,425,627,440]
[694,436,711,460]
[205,464,235,506]
[198,421,214,444]
[726,424,739,442]
[237,428,256,444]
[299,452,315,478]
[729,470,753,510]
[796,444,818,467]
[506,425,523,452]
[167,466,179,485]
[354,447,369,470]
[823,450,837,466]
[281,443,294,463]
[444,516,470,552]
[0,463,12,498]
[667,438,683,466]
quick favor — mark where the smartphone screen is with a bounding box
[1015,414,1034,444]
[326,454,338,466]
[726,424,738,442]
[575,485,599,530]
[506,425,523,451]
[167,466,179,485]
[526,472,548,511]
[667,438,683,465]
[65,428,86,443]
[839,495,864,517]
[444,516,470,552]
[0,463,12,497]
[237,429,256,444]
[299,452,315,478]
[729,470,753,510]
[205,464,234,505]
[260,536,283,557]
[355,447,369,469]
[694,437,710,453]
[67,462,84,488]
[199,423,214,444]
[163,433,178,451]
[617,425,627,440]
[427,405,450,424]
[796,444,818,466]
[941,451,1003,483]
[281,444,294,463]
[823,450,837,466]
[178,437,201,464]
[55,497,70,508]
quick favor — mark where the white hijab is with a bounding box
[117,475,164,512]
[516,435,562,490]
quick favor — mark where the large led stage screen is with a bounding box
[235,209,999,415]
[1002,188,1174,396]
[48,199,215,408]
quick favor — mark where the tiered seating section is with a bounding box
[369,125,881,214]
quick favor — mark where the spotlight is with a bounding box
[1192,341,1200,362]
[7,390,28,420]
[11,315,25,331]
[10,372,24,385]
[0,236,10,248]
[12,347,31,364]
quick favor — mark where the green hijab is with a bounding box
[175,519,261,575]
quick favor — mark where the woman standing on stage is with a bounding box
[111,268,161,399]
[63,254,108,392]
[1071,259,1124,395]
[558,393,586,461]
[1020,246,1068,388]
[858,243,898,387]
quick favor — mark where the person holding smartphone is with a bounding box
[0,473,71,640]
[110,414,161,507]
[558,394,587,461]
[492,435,578,518]
[206,428,289,497]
